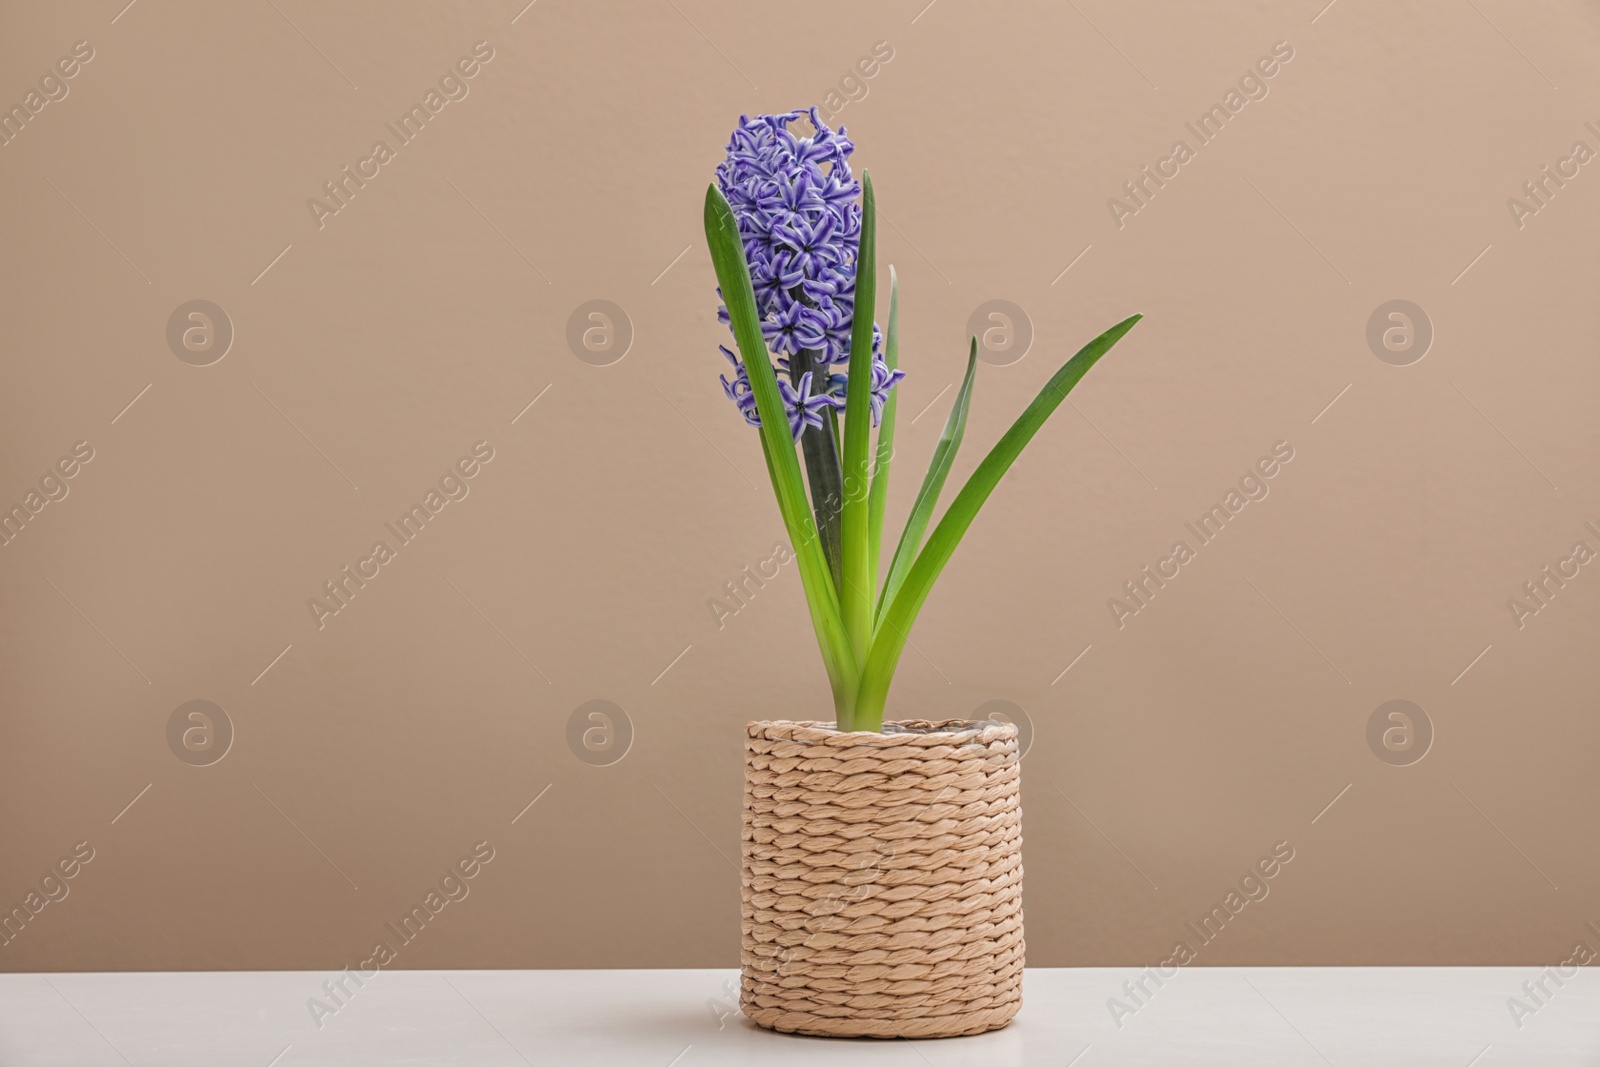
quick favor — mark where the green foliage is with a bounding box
[704,181,1140,731]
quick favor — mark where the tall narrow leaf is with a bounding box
[838,172,878,668]
[854,314,1143,728]
[704,185,859,713]
[875,338,978,630]
[866,265,900,604]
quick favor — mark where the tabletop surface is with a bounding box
[1,967,1595,1066]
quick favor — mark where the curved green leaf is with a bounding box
[875,337,978,631]
[866,264,900,604]
[838,172,878,669]
[704,185,859,711]
[854,313,1143,729]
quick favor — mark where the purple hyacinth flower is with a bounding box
[718,346,760,426]
[869,354,906,426]
[713,107,903,428]
[761,298,828,356]
[778,371,840,441]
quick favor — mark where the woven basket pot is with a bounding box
[740,719,1024,1039]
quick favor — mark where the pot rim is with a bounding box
[744,718,1019,745]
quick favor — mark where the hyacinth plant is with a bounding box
[705,109,1140,732]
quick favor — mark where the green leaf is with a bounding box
[703,185,859,713]
[838,171,878,669]
[866,264,900,606]
[875,337,978,631]
[854,313,1143,729]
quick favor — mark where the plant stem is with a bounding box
[788,342,845,596]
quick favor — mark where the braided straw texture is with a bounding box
[741,719,1023,1039]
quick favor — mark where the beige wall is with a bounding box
[2,0,1597,972]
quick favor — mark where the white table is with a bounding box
[1,968,1594,1065]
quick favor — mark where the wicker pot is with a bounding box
[740,719,1024,1038]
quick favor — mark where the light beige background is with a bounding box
[1,0,1596,973]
